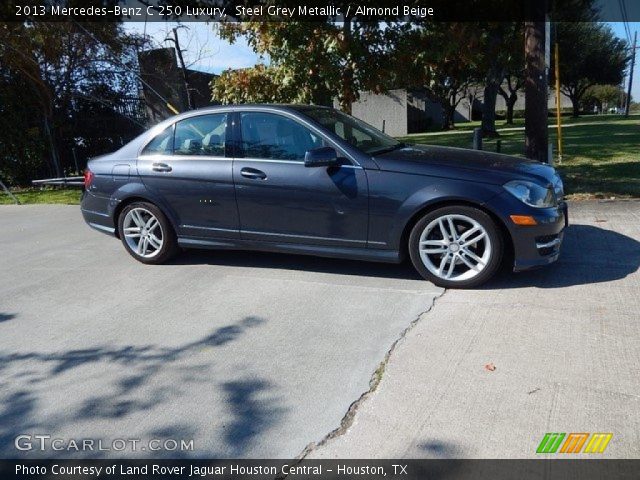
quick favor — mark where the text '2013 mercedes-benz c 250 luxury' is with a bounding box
[81,105,567,288]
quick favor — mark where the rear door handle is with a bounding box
[240,167,267,180]
[152,162,172,173]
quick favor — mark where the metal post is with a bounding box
[473,128,483,150]
[0,179,20,205]
[625,31,637,117]
[496,140,502,153]
[72,147,80,174]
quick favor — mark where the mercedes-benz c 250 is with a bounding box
[81,105,567,288]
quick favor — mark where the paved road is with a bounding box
[0,205,442,458]
[3,201,638,460]
[309,200,640,459]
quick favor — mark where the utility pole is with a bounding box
[625,31,636,117]
[524,0,549,163]
[172,27,195,110]
[554,42,563,163]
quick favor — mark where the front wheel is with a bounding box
[118,202,178,264]
[408,206,503,288]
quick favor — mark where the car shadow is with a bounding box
[170,248,423,281]
[0,313,16,324]
[170,224,638,288]
[483,224,640,289]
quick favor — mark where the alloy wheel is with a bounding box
[122,207,164,258]
[418,214,492,282]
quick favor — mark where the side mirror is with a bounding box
[304,147,339,167]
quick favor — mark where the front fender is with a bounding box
[366,169,503,250]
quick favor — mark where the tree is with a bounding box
[498,72,523,125]
[552,23,628,117]
[496,24,525,125]
[477,23,523,136]
[0,66,45,185]
[402,23,481,130]
[0,20,144,182]
[582,84,626,113]
[214,14,401,112]
[212,64,298,104]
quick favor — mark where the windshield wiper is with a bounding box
[370,143,406,156]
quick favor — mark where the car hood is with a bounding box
[372,144,558,186]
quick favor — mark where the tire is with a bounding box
[408,205,503,288]
[118,201,178,264]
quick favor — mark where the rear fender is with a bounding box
[108,182,180,236]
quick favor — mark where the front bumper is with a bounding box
[486,192,568,271]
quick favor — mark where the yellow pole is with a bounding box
[554,42,563,163]
[166,103,180,115]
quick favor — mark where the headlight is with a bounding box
[504,180,557,208]
[552,174,564,200]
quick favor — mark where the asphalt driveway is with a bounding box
[0,204,442,458]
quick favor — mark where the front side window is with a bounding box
[240,112,324,161]
[174,114,227,156]
[300,107,401,155]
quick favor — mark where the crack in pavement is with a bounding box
[294,287,448,461]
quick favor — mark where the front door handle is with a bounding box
[240,167,267,180]
[152,162,172,173]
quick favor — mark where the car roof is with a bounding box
[175,104,331,114]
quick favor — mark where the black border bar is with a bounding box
[2,459,639,480]
[2,0,640,22]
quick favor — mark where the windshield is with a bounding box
[300,107,401,155]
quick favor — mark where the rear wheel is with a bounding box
[408,206,503,288]
[118,202,178,264]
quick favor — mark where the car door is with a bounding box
[233,110,369,247]
[137,112,240,239]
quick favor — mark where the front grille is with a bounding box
[536,234,556,244]
[535,233,561,256]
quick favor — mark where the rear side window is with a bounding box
[141,126,173,155]
[240,112,323,161]
[140,114,227,156]
[174,114,227,156]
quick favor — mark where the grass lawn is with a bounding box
[0,187,82,205]
[398,114,640,198]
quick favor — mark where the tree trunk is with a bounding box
[309,71,333,107]
[506,94,518,124]
[571,96,580,117]
[340,67,354,114]
[43,115,62,178]
[442,101,455,130]
[340,16,354,114]
[481,28,504,137]
[481,81,500,137]
[312,88,333,107]
[173,28,194,110]
[524,16,549,163]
